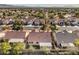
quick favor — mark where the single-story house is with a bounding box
[27,32,52,48]
[55,31,77,47]
[4,31,27,42]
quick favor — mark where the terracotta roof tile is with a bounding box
[4,31,26,39]
[28,32,52,43]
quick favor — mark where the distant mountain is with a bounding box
[0,4,18,8]
[0,4,79,8]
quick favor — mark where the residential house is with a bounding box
[55,31,77,48]
[23,18,43,30]
[27,32,52,48]
[4,31,27,42]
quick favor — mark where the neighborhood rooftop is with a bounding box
[56,31,78,45]
[27,32,52,43]
[4,31,26,39]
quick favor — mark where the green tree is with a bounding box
[2,25,10,30]
[0,40,11,54]
[12,42,25,55]
[74,39,79,46]
[48,13,54,19]
[12,20,23,31]
[41,46,50,54]
[50,24,58,32]
[28,45,35,53]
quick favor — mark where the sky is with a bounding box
[11,4,79,7]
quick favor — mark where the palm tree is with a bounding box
[50,24,58,49]
[39,11,58,49]
[43,11,50,31]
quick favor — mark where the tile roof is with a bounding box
[56,31,78,44]
[28,32,52,43]
[4,31,26,39]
